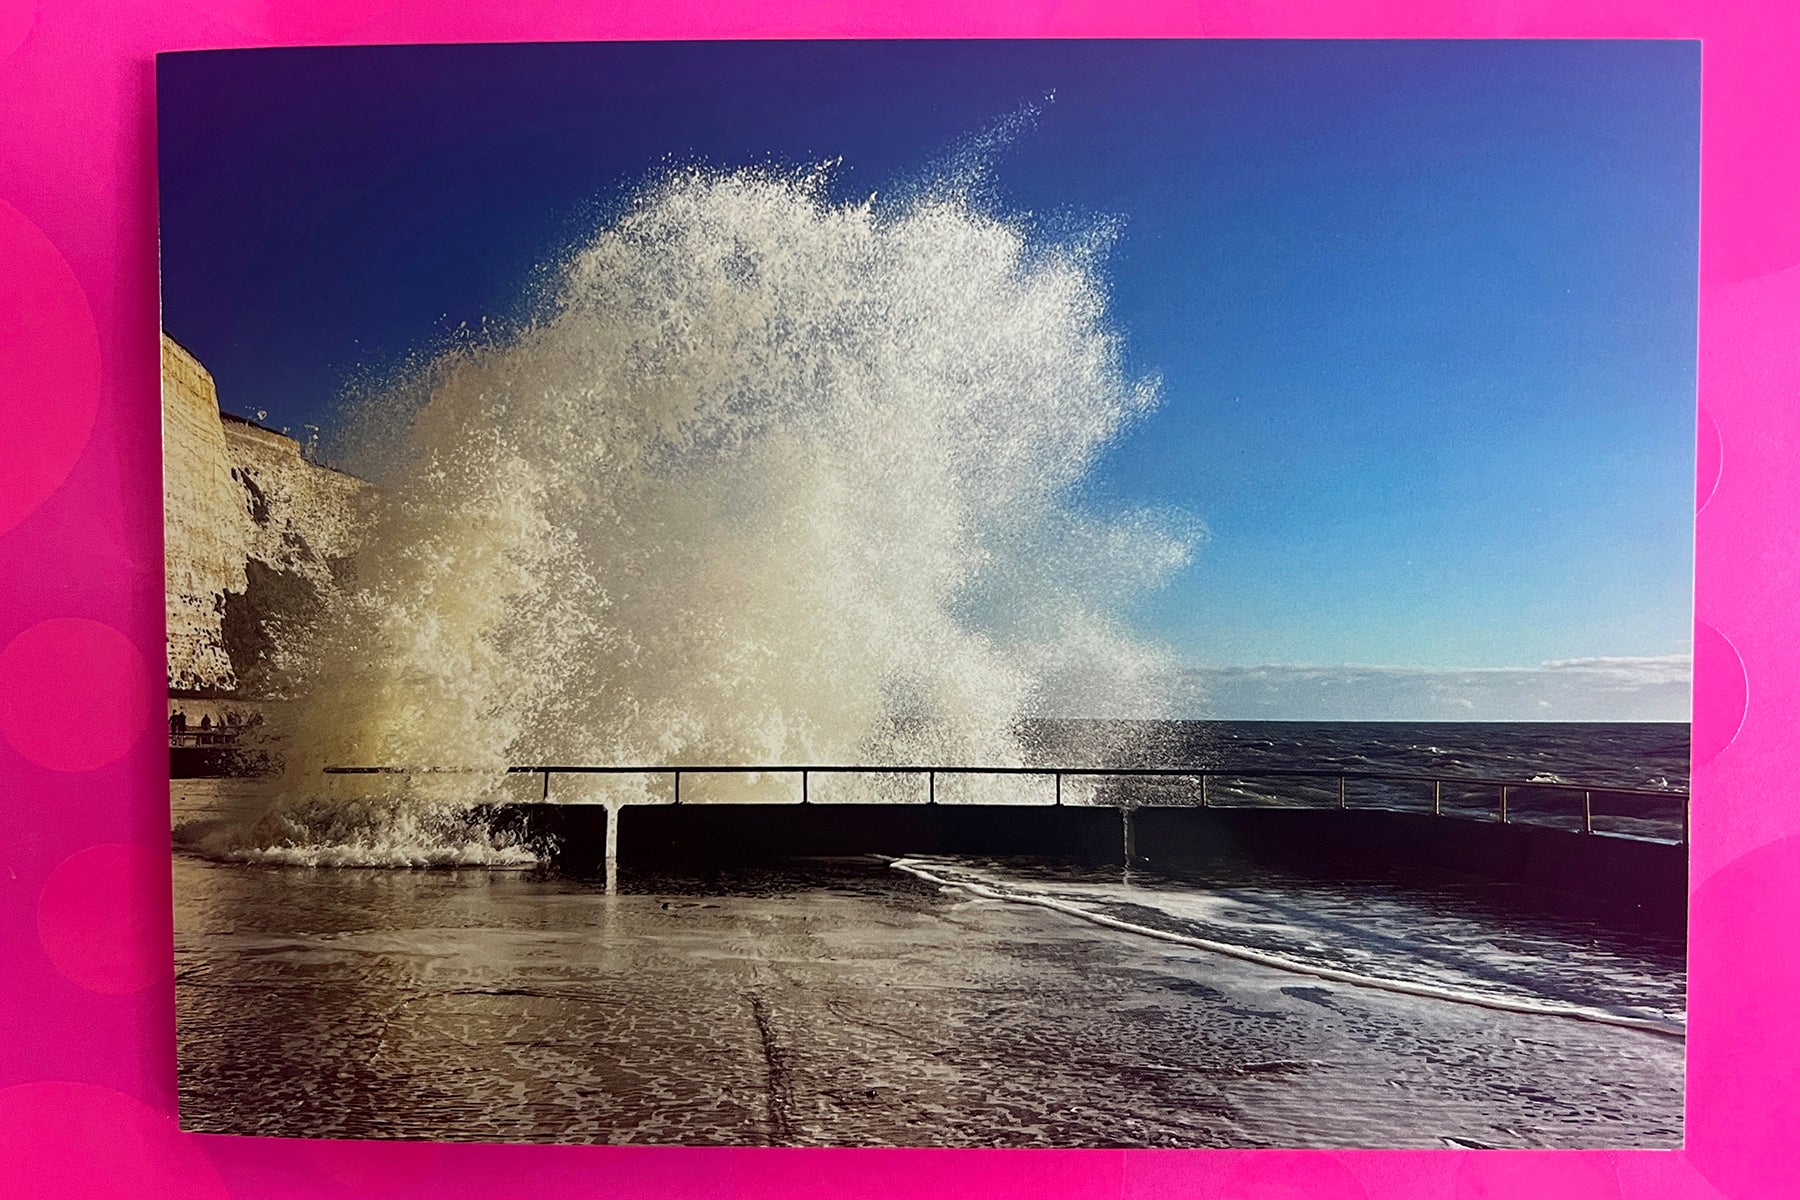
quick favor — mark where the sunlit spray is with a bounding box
[245,167,1196,862]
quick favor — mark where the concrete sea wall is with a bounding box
[499,801,1685,931]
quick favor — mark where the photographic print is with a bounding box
[159,39,1697,1148]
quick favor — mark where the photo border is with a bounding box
[1,3,1791,1197]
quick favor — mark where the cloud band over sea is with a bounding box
[1175,656,1691,722]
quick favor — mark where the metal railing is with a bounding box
[322,763,1690,845]
[171,730,243,747]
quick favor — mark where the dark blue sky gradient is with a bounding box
[157,40,1699,672]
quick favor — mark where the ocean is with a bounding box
[1068,719,1684,782]
[1023,718,1689,840]
[171,719,1688,1148]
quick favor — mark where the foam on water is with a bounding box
[893,857,1686,1038]
[175,798,540,868]
[252,166,1193,860]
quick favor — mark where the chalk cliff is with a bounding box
[162,334,366,696]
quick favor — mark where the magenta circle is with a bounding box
[1691,621,1747,769]
[37,843,170,995]
[0,0,36,60]
[1700,11,1800,282]
[0,1082,229,1200]
[1695,406,1722,514]
[0,198,101,537]
[0,618,154,772]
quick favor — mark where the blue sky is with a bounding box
[158,40,1699,716]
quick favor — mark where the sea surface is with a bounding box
[172,721,1689,1147]
[1027,719,1689,840]
[1039,720,1688,788]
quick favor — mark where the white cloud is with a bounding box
[1174,656,1691,722]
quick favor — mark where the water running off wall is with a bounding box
[223,166,1197,863]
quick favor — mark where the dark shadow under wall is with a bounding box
[502,802,1687,934]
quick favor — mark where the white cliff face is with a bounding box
[163,335,249,691]
[161,334,366,695]
[222,415,365,581]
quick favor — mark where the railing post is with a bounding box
[1200,773,1209,808]
[928,770,935,805]
[1682,796,1690,845]
[673,770,681,806]
[1498,785,1508,824]
[604,801,619,895]
[801,770,808,805]
[1054,772,1062,806]
[1432,779,1442,816]
[542,770,550,801]
[1338,775,1347,809]
[1582,790,1592,835]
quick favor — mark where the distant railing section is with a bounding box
[322,763,1690,845]
[171,730,242,748]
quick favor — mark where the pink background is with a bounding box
[0,2,1792,1196]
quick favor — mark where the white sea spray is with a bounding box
[251,167,1196,861]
